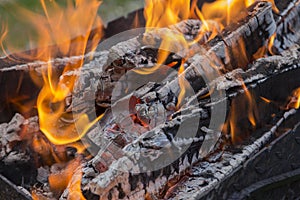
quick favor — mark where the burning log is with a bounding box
[1,0,300,199]
[0,51,105,123]
[272,0,300,53]
[66,46,300,199]
[171,109,300,199]
[82,1,276,111]
[0,112,88,197]
[0,114,38,189]
[0,114,30,165]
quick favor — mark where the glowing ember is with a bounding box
[48,158,83,194]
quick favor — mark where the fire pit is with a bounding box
[0,0,300,199]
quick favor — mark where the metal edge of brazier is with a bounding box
[0,174,32,200]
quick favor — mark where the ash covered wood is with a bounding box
[61,46,300,199]
[0,51,105,123]
[0,114,39,188]
[87,1,276,111]
[0,113,31,164]
[0,1,300,199]
[0,1,277,124]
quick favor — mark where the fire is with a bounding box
[201,0,249,26]
[176,62,187,109]
[48,157,83,196]
[0,22,9,56]
[20,0,104,146]
[287,88,300,109]
[268,33,276,55]
[132,12,140,28]
[66,164,86,200]
[223,82,259,144]
[135,29,188,75]
[1,0,104,145]
[144,0,190,30]
[260,96,272,104]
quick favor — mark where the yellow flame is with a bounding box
[176,63,187,109]
[287,88,300,109]
[223,81,259,144]
[33,0,103,146]
[268,33,276,55]
[144,0,190,30]
[242,83,256,126]
[0,0,103,147]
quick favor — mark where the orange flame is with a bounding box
[66,164,86,200]
[268,33,276,55]
[176,62,187,109]
[132,11,140,28]
[287,88,300,109]
[260,96,272,104]
[223,82,259,144]
[29,0,103,146]
[142,0,280,113]
[144,0,190,30]
[1,0,104,147]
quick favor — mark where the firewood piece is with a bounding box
[121,2,275,119]
[0,113,29,164]
[0,51,105,123]
[72,47,300,200]
[94,1,276,112]
[273,0,300,53]
[172,109,300,200]
[204,1,276,70]
[0,174,32,200]
[43,19,209,115]
[274,0,296,12]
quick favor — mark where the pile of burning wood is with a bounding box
[0,0,300,199]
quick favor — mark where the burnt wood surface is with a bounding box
[1,0,299,198]
[2,46,298,200]
[83,1,276,111]
[1,0,298,124]
[68,47,300,199]
[173,110,300,200]
[273,0,300,53]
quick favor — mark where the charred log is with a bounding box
[93,1,276,110]
[68,46,300,199]
[0,51,106,123]
[273,0,300,53]
[172,110,300,200]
